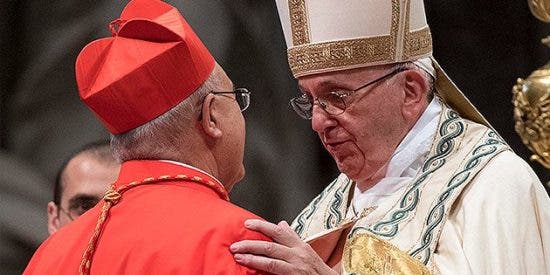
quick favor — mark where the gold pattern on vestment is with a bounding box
[288,0,310,45]
[286,0,432,77]
[343,233,431,275]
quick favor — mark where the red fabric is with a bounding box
[75,0,215,134]
[24,160,270,274]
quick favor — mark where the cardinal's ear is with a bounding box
[200,94,223,139]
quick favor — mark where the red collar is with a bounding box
[114,160,229,201]
[79,160,229,274]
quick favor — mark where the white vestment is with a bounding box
[292,100,550,274]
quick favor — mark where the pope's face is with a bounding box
[298,66,409,184]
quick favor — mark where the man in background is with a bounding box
[47,141,118,234]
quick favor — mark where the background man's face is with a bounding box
[47,154,119,234]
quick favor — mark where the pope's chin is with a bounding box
[332,154,364,181]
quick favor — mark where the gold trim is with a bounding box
[391,0,400,52]
[404,27,432,59]
[402,0,432,59]
[343,233,431,275]
[288,0,310,46]
[288,0,400,77]
[288,36,395,77]
[395,0,408,60]
[285,0,432,77]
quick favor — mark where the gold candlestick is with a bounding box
[528,0,550,23]
[513,61,550,168]
[513,1,550,188]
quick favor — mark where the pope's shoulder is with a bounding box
[457,150,548,209]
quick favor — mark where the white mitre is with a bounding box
[275,0,490,127]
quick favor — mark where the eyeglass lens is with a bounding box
[234,88,250,111]
[290,68,405,119]
[235,92,250,111]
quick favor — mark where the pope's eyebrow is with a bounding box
[299,79,351,95]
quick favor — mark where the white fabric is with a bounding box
[159,160,224,188]
[275,0,429,48]
[409,0,429,30]
[413,57,436,78]
[308,0,392,43]
[275,0,292,47]
[433,151,550,274]
[351,99,442,213]
[349,150,550,274]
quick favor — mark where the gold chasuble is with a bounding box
[291,105,510,274]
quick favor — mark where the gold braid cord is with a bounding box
[78,175,229,275]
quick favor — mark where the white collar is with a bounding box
[159,160,224,188]
[352,98,442,212]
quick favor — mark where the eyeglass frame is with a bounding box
[290,67,408,120]
[208,87,251,112]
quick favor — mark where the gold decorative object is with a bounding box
[512,0,550,174]
[528,0,550,23]
[513,63,550,168]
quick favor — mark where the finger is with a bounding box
[278,220,291,229]
[245,219,302,246]
[234,253,294,275]
[230,240,292,261]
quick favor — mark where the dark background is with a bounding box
[1,0,549,273]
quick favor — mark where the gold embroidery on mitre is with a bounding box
[402,0,432,59]
[404,27,432,59]
[343,233,430,275]
[285,0,432,78]
[287,0,400,77]
[288,0,310,46]
[288,36,395,77]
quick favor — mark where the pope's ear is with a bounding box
[402,69,428,106]
[200,94,223,139]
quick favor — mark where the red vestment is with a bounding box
[25,160,270,274]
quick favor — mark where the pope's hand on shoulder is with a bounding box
[230,219,338,275]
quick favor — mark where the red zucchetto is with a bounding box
[76,0,215,134]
